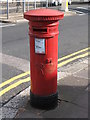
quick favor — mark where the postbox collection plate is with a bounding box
[35,38,45,54]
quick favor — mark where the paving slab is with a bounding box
[15,72,89,118]
[72,91,88,109]
[73,67,88,79]
[15,93,46,118]
[16,109,43,118]
[15,101,45,118]
[16,99,88,118]
[41,101,88,118]
[58,75,88,102]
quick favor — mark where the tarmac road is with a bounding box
[2,15,88,59]
[0,3,89,107]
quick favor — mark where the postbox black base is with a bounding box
[30,90,58,109]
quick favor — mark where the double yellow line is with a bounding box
[58,47,90,68]
[0,47,89,97]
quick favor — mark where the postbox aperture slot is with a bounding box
[33,28,47,33]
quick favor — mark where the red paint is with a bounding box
[24,8,64,96]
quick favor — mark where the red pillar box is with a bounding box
[24,9,64,109]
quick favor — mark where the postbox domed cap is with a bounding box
[24,8,64,21]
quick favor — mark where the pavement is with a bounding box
[0,10,76,24]
[0,57,89,119]
[0,13,28,24]
[0,3,89,23]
